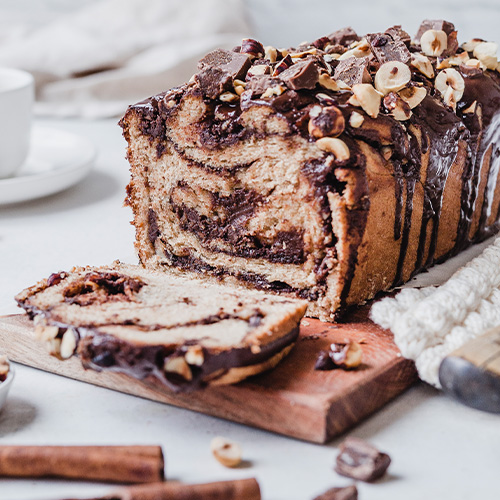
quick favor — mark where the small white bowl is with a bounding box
[0,364,15,412]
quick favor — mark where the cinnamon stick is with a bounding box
[0,445,164,483]
[64,478,261,500]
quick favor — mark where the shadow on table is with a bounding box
[0,170,121,217]
[0,396,37,436]
[327,383,439,447]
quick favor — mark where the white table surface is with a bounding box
[0,117,499,500]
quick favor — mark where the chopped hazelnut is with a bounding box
[374,61,411,95]
[420,29,448,57]
[315,137,350,161]
[210,437,242,468]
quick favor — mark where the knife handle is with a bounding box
[438,327,500,413]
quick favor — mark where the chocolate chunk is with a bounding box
[327,27,360,47]
[196,49,251,99]
[335,437,391,482]
[312,36,331,50]
[334,57,371,87]
[366,32,411,64]
[459,63,483,78]
[313,485,358,500]
[415,19,455,41]
[279,59,319,90]
[443,31,459,57]
[245,76,281,97]
[385,25,411,46]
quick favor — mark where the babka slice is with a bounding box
[15,263,306,391]
[120,21,500,321]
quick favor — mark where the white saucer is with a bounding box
[0,126,96,205]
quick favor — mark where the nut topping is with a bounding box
[462,38,485,53]
[319,72,340,91]
[420,29,448,57]
[210,437,242,468]
[398,86,427,109]
[463,100,477,114]
[264,45,277,63]
[185,345,204,366]
[240,38,265,60]
[219,91,239,102]
[349,83,382,118]
[349,111,365,128]
[261,84,286,98]
[410,53,435,78]
[60,329,78,359]
[315,137,350,161]
[374,61,411,95]
[473,41,498,70]
[383,92,412,121]
[308,106,345,138]
[435,68,465,110]
[164,356,192,381]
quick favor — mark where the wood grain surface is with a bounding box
[0,309,417,443]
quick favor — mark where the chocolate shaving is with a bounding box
[333,57,371,87]
[279,59,319,90]
[366,32,411,64]
[327,27,360,47]
[195,49,250,99]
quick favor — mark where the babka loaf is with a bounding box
[120,20,500,321]
[15,263,306,391]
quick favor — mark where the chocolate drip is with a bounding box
[411,96,468,273]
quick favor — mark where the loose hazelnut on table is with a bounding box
[210,436,242,468]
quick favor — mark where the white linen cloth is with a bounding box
[0,0,250,118]
[371,237,500,388]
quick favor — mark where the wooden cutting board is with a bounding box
[0,308,417,444]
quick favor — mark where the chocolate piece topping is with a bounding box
[415,19,455,41]
[245,76,281,97]
[196,49,251,99]
[385,25,411,46]
[334,57,371,87]
[335,437,391,482]
[313,485,358,500]
[327,27,360,46]
[279,59,319,90]
[366,32,411,64]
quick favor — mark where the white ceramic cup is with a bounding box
[0,68,34,179]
